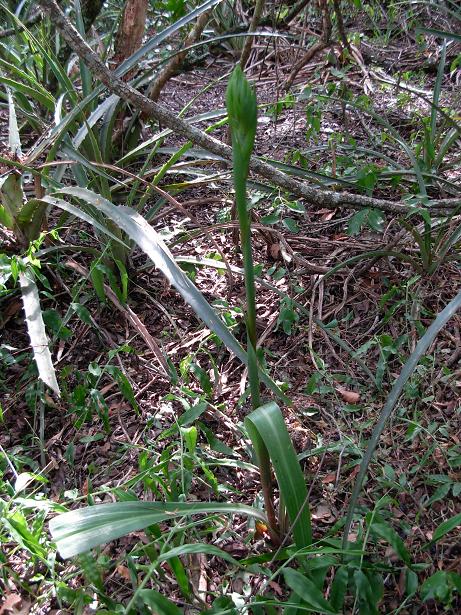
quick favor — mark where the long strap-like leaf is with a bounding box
[41,188,289,403]
[245,402,312,549]
[50,501,266,558]
[342,287,461,549]
[19,267,60,396]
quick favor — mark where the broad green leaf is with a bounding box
[138,590,183,614]
[47,187,287,403]
[19,267,60,396]
[0,173,23,227]
[367,209,384,232]
[49,501,266,559]
[207,596,238,614]
[282,217,300,233]
[353,570,379,615]
[405,569,418,597]
[90,263,106,303]
[348,209,368,236]
[329,566,349,611]
[369,521,411,565]
[181,425,197,453]
[245,402,311,549]
[427,512,461,546]
[420,571,451,603]
[283,569,338,614]
[261,213,280,225]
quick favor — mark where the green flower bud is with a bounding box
[226,65,257,176]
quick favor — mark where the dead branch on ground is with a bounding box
[37,0,461,217]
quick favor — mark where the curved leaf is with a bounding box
[342,287,461,549]
[426,512,461,547]
[19,267,60,396]
[245,402,311,549]
[49,501,266,558]
[46,187,288,403]
[283,569,338,614]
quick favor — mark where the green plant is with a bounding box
[46,66,310,566]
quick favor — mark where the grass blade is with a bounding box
[342,287,461,549]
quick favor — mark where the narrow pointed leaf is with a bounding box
[426,512,461,547]
[283,569,338,614]
[0,173,23,225]
[138,590,182,614]
[343,287,461,548]
[46,187,287,403]
[7,86,22,156]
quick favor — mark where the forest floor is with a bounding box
[1,22,461,615]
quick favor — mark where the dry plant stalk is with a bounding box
[147,9,212,103]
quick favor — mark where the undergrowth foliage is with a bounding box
[1,0,461,613]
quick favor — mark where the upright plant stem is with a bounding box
[233,173,260,409]
[226,65,279,541]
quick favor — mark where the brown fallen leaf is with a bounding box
[312,503,333,521]
[269,580,283,596]
[321,472,337,484]
[116,565,131,581]
[321,210,336,221]
[336,385,360,404]
[269,243,280,259]
[0,593,22,615]
[344,465,360,484]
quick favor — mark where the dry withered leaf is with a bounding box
[269,243,280,259]
[116,565,131,581]
[312,503,334,522]
[336,385,360,404]
[0,594,22,615]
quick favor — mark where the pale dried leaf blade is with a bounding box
[7,86,22,157]
[19,269,60,397]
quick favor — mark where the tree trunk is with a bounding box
[113,0,148,69]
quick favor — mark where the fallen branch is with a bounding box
[285,0,332,90]
[38,0,461,216]
[146,9,212,103]
[240,0,266,69]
